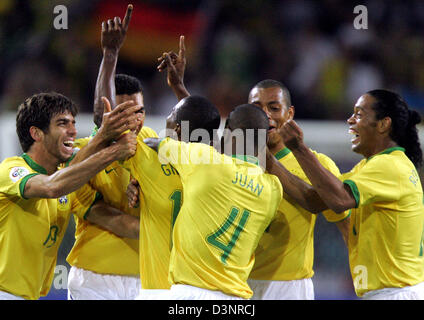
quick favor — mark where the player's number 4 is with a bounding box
[207,207,250,264]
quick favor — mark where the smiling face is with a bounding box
[248,86,294,151]
[41,111,77,163]
[347,94,382,158]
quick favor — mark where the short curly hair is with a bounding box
[16,92,78,152]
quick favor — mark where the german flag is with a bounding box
[85,0,208,65]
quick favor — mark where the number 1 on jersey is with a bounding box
[206,206,250,264]
[169,190,182,249]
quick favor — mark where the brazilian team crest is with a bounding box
[9,167,29,183]
[58,195,70,210]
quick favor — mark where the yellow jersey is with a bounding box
[250,148,350,280]
[121,135,183,289]
[66,126,157,276]
[0,154,97,300]
[158,138,282,299]
[342,147,424,297]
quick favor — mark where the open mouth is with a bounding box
[62,140,74,154]
[348,129,359,144]
[268,125,277,133]
[63,140,74,148]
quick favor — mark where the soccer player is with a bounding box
[158,48,350,299]
[123,94,221,291]
[66,4,157,300]
[274,89,424,299]
[246,80,350,300]
[140,104,282,299]
[0,92,137,300]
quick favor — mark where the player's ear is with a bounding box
[378,116,392,134]
[30,126,43,142]
[288,106,295,121]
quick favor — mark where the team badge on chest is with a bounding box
[58,195,70,210]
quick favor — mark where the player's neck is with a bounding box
[26,146,59,175]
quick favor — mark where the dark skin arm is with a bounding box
[280,120,357,213]
[335,218,350,246]
[86,199,139,239]
[266,149,328,213]
[93,4,133,127]
[157,35,190,101]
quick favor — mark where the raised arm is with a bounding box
[85,199,140,239]
[23,131,137,199]
[157,35,190,101]
[280,120,357,213]
[93,4,133,127]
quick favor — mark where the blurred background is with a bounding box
[1,0,424,300]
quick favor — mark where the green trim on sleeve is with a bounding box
[83,192,103,220]
[19,173,40,199]
[343,180,360,208]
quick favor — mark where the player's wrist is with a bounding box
[102,47,119,60]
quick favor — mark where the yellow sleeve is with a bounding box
[343,156,401,207]
[0,159,39,199]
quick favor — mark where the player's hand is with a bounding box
[98,97,143,142]
[101,4,133,52]
[279,119,304,150]
[157,35,186,88]
[126,177,140,208]
[113,131,138,161]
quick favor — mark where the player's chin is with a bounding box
[59,147,74,163]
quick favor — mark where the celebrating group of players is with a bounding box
[0,4,423,300]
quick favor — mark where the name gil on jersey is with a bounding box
[232,172,264,196]
[161,164,179,176]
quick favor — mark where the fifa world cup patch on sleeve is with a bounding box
[9,167,30,183]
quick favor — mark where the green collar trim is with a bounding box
[367,146,405,162]
[232,154,260,166]
[21,153,47,174]
[274,148,291,160]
